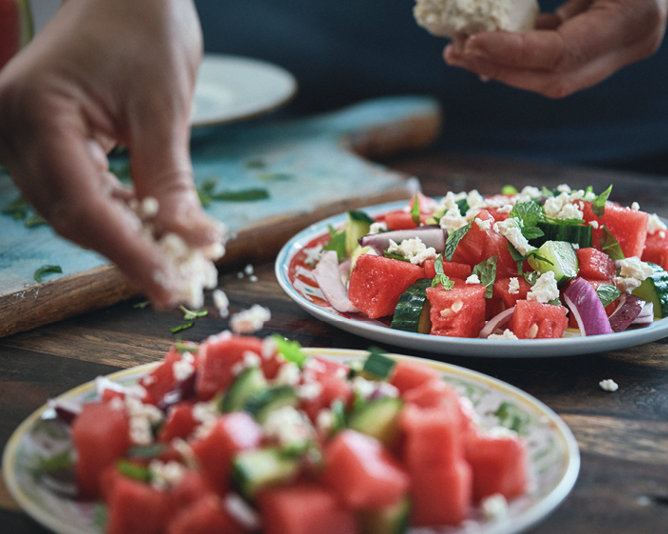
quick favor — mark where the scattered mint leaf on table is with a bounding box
[34,265,63,283]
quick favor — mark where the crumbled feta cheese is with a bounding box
[437,191,468,211]
[212,289,229,318]
[488,329,519,340]
[263,406,315,445]
[191,401,219,440]
[543,192,583,220]
[481,493,509,521]
[466,274,481,284]
[589,220,599,229]
[439,207,469,232]
[493,218,536,256]
[296,380,323,400]
[125,396,164,446]
[149,460,186,490]
[467,189,484,209]
[508,277,520,295]
[616,257,654,280]
[173,354,195,382]
[647,214,667,234]
[556,184,571,193]
[474,217,492,231]
[316,409,335,436]
[369,222,386,234]
[387,237,437,265]
[515,186,542,203]
[527,271,559,303]
[230,305,271,334]
[273,362,301,387]
[599,379,619,392]
[614,276,642,294]
[231,351,262,376]
[631,202,640,211]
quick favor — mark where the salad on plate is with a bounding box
[307,184,668,341]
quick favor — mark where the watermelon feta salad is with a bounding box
[312,184,668,339]
[41,333,530,534]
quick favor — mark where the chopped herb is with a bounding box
[323,225,347,262]
[116,460,151,482]
[34,265,63,283]
[383,251,410,262]
[133,300,150,309]
[36,449,75,473]
[524,271,538,286]
[411,195,420,225]
[456,198,469,216]
[271,334,308,367]
[211,188,270,202]
[127,444,167,459]
[510,201,544,240]
[493,401,531,435]
[348,210,375,224]
[444,222,472,261]
[597,284,622,308]
[592,185,613,218]
[24,213,48,228]
[175,339,198,354]
[472,256,498,298]
[601,226,625,260]
[179,305,208,320]
[3,194,30,220]
[507,242,524,275]
[170,322,194,334]
[431,254,455,289]
[541,186,554,198]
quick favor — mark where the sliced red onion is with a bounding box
[46,398,82,425]
[632,300,654,325]
[608,294,644,332]
[338,259,352,280]
[563,278,613,336]
[95,376,145,400]
[157,373,197,412]
[358,226,446,255]
[479,307,515,338]
[314,250,359,313]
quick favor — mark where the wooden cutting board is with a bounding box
[0,95,441,338]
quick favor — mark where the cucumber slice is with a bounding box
[232,447,300,499]
[348,397,403,446]
[244,386,299,424]
[361,349,396,380]
[390,278,432,333]
[632,262,668,319]
[220,366,267,413]
[346,210,375,257]
[530,221,593,249]
[358,495,410,534]
[527,241,578,287]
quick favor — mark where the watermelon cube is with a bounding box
[320,430,409,509]
[409,460,472,527]
[576,247,616,282]
[582,201,649,258]
[167,494,246,534]
[642,231,668,272]
[258,483,357,534]
[401,378,461,410]
[424,259,473,280]
[299,357,353,421]
[348,254,426,319]
[71,401,130,499]
[140,346,187,405]
[158,402,197,443]
[426,283,486,338]
[389,359,442,394]
[106,476,169,534]
[466,429,528,502]
[384,209,418,230]
[509,300,569,339]
[493,277,531,310]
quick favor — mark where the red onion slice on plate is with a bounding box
[358,226,447,255]
[479,307,515,338]
[563,278,613,336]
[313,250,359,314]
[607,294,644,332]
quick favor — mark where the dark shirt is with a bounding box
[195,0,668,168]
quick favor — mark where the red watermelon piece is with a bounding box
[426,282,486,338]
[106,476,169,534]
[576,247,616,282]
[642,231,668,272]
[424,259,473,279]
[348,254,426,318]
[508,300,569,339]
[389,359,442,394]
[493,277,532,310]
[158,402,197,443]
[581,201,649,258]
[167,494,246,534]
[384,209,418,230]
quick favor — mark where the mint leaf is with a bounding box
[431,254,455,289]
[444,222,472,261]
[411,195,420,225]
[524,271,538,285]
[521,226,545,240]
[179,306,208,320]
[601,226,625,260]
[211,188,270,202]
[34,265,62,283]
[507,242,524,275]
[133,300,150,309]
[456,198,469,216]
[597,284,621,308]
[472,256,497,298]
[272,334,308,367]
[323,225,347,262]
[493,401,531,435]
[383,251,410,262]
[170,322,194,333]
[592,185,613,217]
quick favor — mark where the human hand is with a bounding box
[0,0,224,308]
[443,0,668,98]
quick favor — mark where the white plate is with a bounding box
[275,200,668,357]
[190,54,297,127]
[3,349,579,534]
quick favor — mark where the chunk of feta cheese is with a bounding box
[508,277,520,295]
[125,396,164,446]
[599,379,619,392]
[149,460,186,491]
[481,493,509,520]
[493,217,536,256]
[386,237,437,265]
[466,274,481,284]
[488,329,519,340]
[647,214,667,234]
[527,271,559,304]
[263,405,315,446]
[616,257,654,280]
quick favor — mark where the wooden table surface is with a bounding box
[1,151,667,534]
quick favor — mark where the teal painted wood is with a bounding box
[0,96,439,298]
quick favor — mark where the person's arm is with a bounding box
[444,0,668,97]
[0,0,223,308]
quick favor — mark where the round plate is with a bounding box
[190,54,297,128]
[3,349,579,534]
[275,200,668,357]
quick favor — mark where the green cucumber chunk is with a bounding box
[345,210,375,257]
[531,221,592,249]
[358,495,411,534]
[221,366,268,413]
[348,397,403,447]
[632,262,668,319]
[527,240,578,287]
[361,349,396,380]
[244,386,299,424]
[232,447,300,499]
[390,278,432,333]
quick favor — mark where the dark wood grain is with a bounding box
[1,152,668,534]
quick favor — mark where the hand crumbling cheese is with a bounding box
[413,0,539,38]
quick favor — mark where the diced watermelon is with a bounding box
[169,470,219,513]
[642,231,668,271]
[71,401,130,499]
[466,429,528,502]
[158,402,197,443]
[450,221,487,267]
[401,378,461,409]
[140,347,185,405]
[167,494,246,534]
[190,412,263,490]
[106,476,169,534]
[409,460,472,527]
[195,334,266,400]
[384,209,417,230]
[581,201,649,258]
[426,282,486,338]
[576,247,616,282]
[424,259,473,279]
[348,254,426,319]
[389,359,442,394]
[257,483,357,534]
[399,402,464,468]
[482,228,519,278]
[493,277,531,309]
[320,430,409,509]
[508,300,569,339]
[300,357,353,421]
